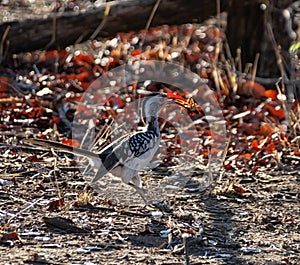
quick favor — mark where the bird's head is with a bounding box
[141,92,191,124]
[141,92,169,124]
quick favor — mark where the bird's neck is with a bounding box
[146,116,160,136]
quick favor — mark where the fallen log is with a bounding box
[0,0,229,54]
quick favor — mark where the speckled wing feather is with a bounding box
[128,131,158,157]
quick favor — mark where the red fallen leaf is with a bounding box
[111,49,120,58]
[251,81,266,98]
[76,105,93,117]
[26,154,40,162]
[251,165,260,174]
[182,229,195,235]
[206,27,224,40]
[58,49,67,59]
[39,50,58,61]
[36,135,47,140]
[107,58,119,68]
[201,150,209,157]
[210,147,224,154]
[184,51,202,64]
[106,198,114,205]
[283,217,295,222]
[47,198,64,212]
[232,184,247,194]
[239,153,252,160]
[239,80,265,98]
[241,123,260,135]
[52,116,60,124]
[146,49,159,60]
[109,96,125,109]
[76,72,90,82]
[0,76,10,92]
[260,123,275,136]
[202,130,213,137]
[265,104,285,119]
[61,139,80,147]
[131,82,137,91]
[256,159,269,166]
[293,150,300,156]
[264,90,277,100]
[131,49,143,56]
[1,232,19,241]
[69,93,83,102]
[224,162,233,170]
[118,31,135,43]
[1,124,9,130]
[67,73,76,80]
[74,53,93,64]
[250,139,260,152]
[270,216,295,223]
[79,82,91,90]
[25,107,45,118]
[168,25,178,34]
[199,67,212,79]
[265,142,276,153]
[282,258,289,264]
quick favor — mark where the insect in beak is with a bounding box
[173,97,196,109]
[167,93,196,110]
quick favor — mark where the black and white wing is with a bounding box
[92,130,159,182]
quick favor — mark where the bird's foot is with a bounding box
[148,200,172,213]
[127,183,172,212]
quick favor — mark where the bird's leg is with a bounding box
[127,182,148,204]
[120,169,148,203]
[131,174,142,188]
[127,173,172,211]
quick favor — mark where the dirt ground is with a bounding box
[0,144,299,265]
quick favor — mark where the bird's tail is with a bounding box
[24,138,100,160]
